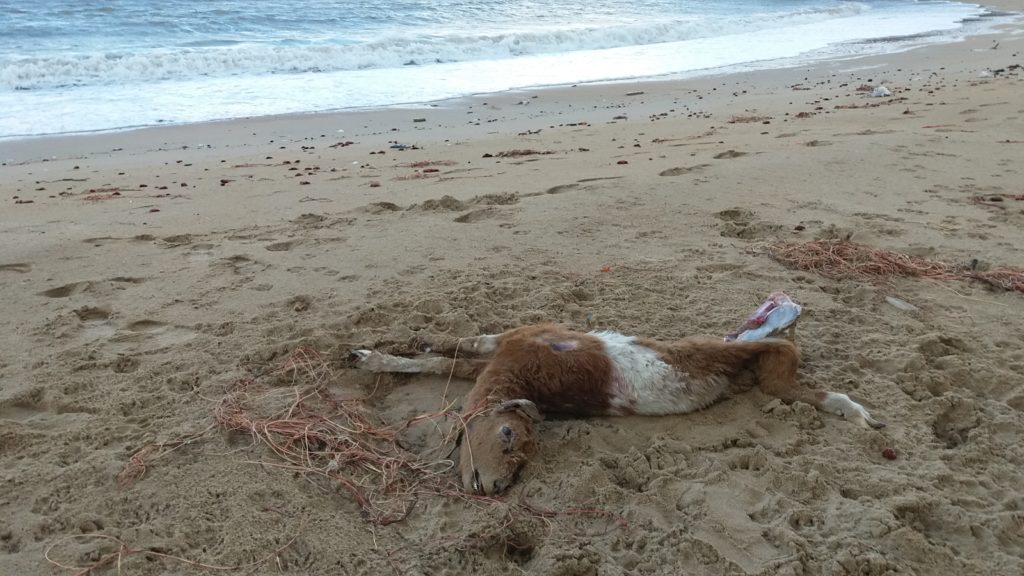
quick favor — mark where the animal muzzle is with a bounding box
[467,467,517,495]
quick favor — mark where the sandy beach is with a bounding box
[2,6,1024,575]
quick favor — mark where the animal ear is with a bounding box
[494,399,542,422]
[447,428,465,460]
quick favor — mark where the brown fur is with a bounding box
[637,336,826,406]
[464,325,616,415]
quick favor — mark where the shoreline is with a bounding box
[1,3,1018,149]
[1,3,1023,575]
[2,16,1019,168]
[3,9,1022,241]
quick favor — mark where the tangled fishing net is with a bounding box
[119,344,625,533]
[212,345,467,525]
[765,240,1024,293]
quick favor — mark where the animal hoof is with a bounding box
[854,414,886,429]
[350,349,394,372]
[350,349,373,362]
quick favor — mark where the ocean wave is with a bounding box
[0,5,868,90]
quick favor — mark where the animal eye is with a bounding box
[499,425,516,453]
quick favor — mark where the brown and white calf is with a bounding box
[353,324,884,495]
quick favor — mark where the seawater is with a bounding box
[0,0,996,138]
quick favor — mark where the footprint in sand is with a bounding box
[286,295,312,312]
[185,243,217,263]
[541,184,578,195]
[112,356,140,373]
[74,305,111,322]
[265,239,303,252]
[109,276,145,285]
[360,201,404,214]
[713,150,746,159]
[75,306,117,342]
[715,208,756,223]
[472,192,519,205]
[213,254,263,276]
[932,398,981,448]
[517,183,579,199]
[291,213,328,226]
[635,230,668,240]
[82,234,156,246]
[38,281,94,298]
[108,319,196,352]
[411,192,524,212]
[659,164,710,177]
[162,234,194,246]
[124,319,167,332]
[454,208,500,223]
[0,263,31,273]
[0,401,94,427]
[696,262,747,273]
[411,196,467,211]
[39,277,143,297]
[714,208,784,240]
[837,129,897,136]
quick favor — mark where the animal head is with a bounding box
[458,399,542,495]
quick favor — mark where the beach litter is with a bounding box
[402,160,457,168]
[885,295,918,312]
[493,149,556,158]
[871,86,892,97]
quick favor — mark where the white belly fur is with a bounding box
[591,331,729,415]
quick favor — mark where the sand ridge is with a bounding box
[2,16,1024,576]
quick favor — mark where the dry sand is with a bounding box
[2,9,1024,576]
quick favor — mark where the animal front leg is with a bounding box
[351,350,487,379]
[351,350,434,373]
[442,334,500,355]
[411,333,501,357]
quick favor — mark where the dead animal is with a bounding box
[353,323,883,495]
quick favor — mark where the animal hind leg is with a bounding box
[351,350,487,380]
[750,339,885,429]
